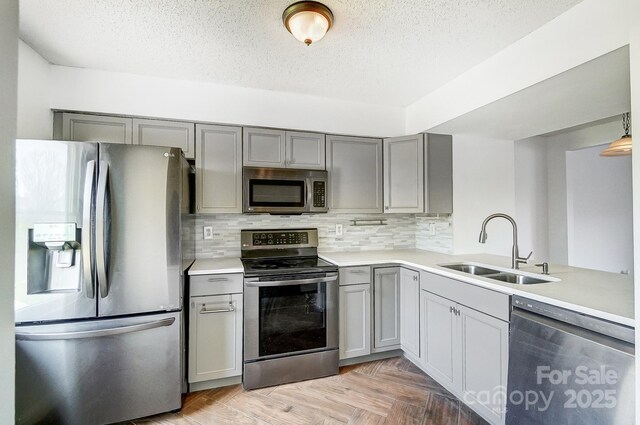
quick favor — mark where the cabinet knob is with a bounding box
[385,206,389,210]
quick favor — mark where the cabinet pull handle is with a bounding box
[207,277,229,282]
[200,302,234,314]
[413,275,418,281]
[349,269,367,274]
[449,306,454,314]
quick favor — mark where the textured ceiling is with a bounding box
[19,0,583,107]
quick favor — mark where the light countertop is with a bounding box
[187,249,634,327]
[188,257,244,275]
[318,249,634,328]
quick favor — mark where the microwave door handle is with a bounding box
[82,160,96,299]
[96,160,110,298]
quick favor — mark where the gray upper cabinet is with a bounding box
[59,112,132,144]
[425,133,453,213]
[196,124,243,213]
[285,131,325,169]
[133,118,195,159]
[243,127,286,167]
[383,134,424,213]
[326,135,383,213]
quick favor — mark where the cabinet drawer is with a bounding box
[339,266,371,285]
[190,273,243,296]
[420,271,510,321]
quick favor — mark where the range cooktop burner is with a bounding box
[241,256,337,277]
[240,228,337,277]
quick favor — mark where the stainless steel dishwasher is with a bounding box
[506,296,635,425]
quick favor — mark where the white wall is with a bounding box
[566,144,633,274]
[406,0,631,134]
[0,1,17,422]
[452,135,516,256]
[17,40,52,139]
[628,0,640,419]
[514,137,549,262]
[49,66,405,138]
[546,119,625,264]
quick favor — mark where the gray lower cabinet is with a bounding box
[399,268,420,359]
[339,283,371,360]
[188,273,243,385]
[133,118,195,159]
[326,135,383,213]
[383,135,424,213]
[195,124,243,213]
[58,112,132,144]
[373,267,401,350]
[420,272,509,425]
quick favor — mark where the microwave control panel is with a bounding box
[313,181,326,207]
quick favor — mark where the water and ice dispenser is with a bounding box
[27,222,83,294]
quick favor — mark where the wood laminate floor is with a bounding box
[127,356,489,425]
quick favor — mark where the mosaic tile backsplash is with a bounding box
[192,213,453,258]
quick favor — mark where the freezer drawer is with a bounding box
[15,311,182,425]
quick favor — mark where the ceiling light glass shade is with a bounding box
[601,112,632,156]
[283,2,333,46]
[600,135,632,156]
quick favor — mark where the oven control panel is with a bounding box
[252,231,309,246]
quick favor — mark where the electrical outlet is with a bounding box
[335,224,343,236]
[203,226,213,240]
[429,222,437,236]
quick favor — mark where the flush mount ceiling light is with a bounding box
[283,1,333,46]
[601,112,633,156]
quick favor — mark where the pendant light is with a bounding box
[601,112,632,156]
[283,1,333,46]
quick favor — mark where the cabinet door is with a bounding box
[61,112,132,144]
[421,291,460,392]
[373,267,401,349]
[326,136,383,213]
[188,293,243,383]
[196,124,242,213]
[459,305,508,425]
[285,131,325,169]
[400,268,420,358]
[133,118,195,159]
[383,135,424,213]
[339,284,371,360]
[425,133,453,213]
[243,127,286,167]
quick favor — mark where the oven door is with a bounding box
[244,273,338,362]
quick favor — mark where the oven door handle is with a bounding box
[245,275,337,287]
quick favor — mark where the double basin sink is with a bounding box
[440,263,553,285]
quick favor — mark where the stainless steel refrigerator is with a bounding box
[14,139,193,425]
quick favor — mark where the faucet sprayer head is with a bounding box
[479,230,487,243]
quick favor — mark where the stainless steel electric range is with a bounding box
[241,228,339,390]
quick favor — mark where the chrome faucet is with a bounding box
[478,213,532,269]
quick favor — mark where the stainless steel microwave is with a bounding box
[243,167,328,214]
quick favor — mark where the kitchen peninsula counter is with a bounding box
[318,249,635,328]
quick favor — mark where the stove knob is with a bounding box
[267,240,274,245]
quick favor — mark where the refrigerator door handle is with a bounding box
[15,317,175,341]
[96,160,110,298]
[82,160,96,299]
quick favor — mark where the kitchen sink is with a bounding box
[440,264,501,276]
[486,273,549,285]
[439,262,554,285]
